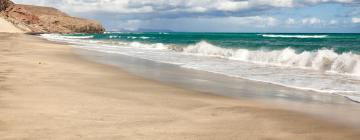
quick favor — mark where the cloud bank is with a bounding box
[14,0,357,15]
[13,0,360,32]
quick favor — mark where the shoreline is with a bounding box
[1,33,359,139]
[42,33,360,104]
[75,46,360,128]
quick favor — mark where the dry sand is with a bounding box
[0,33,359,140]
[0,17,23,33]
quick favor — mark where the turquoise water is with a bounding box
[66,32,360,54]
[44,32,360,103]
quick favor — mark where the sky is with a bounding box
[13,0,360,33]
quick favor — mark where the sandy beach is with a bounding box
[0,17,22,33]
[0,33,359,140]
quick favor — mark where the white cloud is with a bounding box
[188,7,207,13]
[13,0,356,14]
[14,0,249,13]
[286,18,296,25]
[184,16,279,28]
[216,1,250,11]
[12,0,359,32]
[329,19,338,25]
[302,17,322,25]
[283,18,345,27]
[234,16,278,27]
[303,0,354,4]
[352,17,360,23]
[129,16,279,31]
[251,0,294,8]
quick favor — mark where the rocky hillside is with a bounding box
[0,0,105,33]
[0,0,13,11]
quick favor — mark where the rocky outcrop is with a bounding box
[0,0,105,33]
[0,0,13,11]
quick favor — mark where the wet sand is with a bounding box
[77,48,360,128]
[0,33,359,139]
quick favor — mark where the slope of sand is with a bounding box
[0,33,359,140]
[0,17,22,33]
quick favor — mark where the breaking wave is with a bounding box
[181,41,360,75]
[40,34,360,103]
[109,40,360,76]
[260,34,328,38]
[40,33,360,76]
[62,35,94,39]
[128,41,167,49]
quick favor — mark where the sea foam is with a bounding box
[63,35,94,39]
[40,34,360,103]
[260,34,328,38]
[181,41,360,75]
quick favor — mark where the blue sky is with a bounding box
[13,0,360,33]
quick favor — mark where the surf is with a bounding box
[179,41,360,75]
[260,34,328,38]
[40,33,360,103]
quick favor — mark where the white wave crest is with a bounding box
[62,35,94,39]
[109,35,118,39]
[181,41,360,75]
[104,31,124,34]
[41,34,94,39]
[261,34,328,38]
[128,42,167,49]
[39,34,360,103]
[40,34,359,76]
[125,36,150,39]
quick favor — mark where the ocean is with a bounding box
[41,32,360,103]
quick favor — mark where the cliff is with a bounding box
[0,0,105,33]
[0,0,12,11]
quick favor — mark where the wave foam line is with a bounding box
[40,34,360,76]
[344,95,360,103]
[40,34,360,103]
[261,34,328,38]
[181,41,360,75]
[63,35,94,39]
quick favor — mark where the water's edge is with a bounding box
[41,34,360,103]
[74,48,360,128]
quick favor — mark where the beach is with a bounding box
[46,32,360,101]
[0,17,22,33]
[0,33,359,139]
